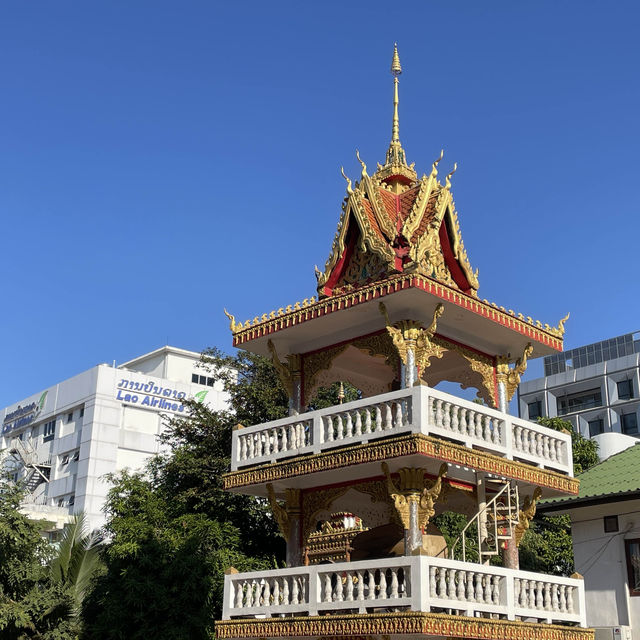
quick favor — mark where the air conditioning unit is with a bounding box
[594,626,632,640]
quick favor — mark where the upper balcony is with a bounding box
[227,386,574,495]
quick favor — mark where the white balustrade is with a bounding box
[230,386,572,475]
[222,556,586,626]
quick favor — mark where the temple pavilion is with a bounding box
[216,46,592,640]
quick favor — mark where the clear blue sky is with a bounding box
[1,1,638,406]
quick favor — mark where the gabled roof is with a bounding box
[316,158,479,299]
[540,444,640,511]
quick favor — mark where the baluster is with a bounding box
[559,584,567,612]
[474,573,483,602]
[493,420,502,444]
[551,583,559,611]
[356,570,365,600]
[491,575,500,604]
[366,570,375,600]
[273,578,280,604]
[364,408,372,434]
[345,573,354,601]
[345,413,353,438]
[403,399,411,426]
[253,433,261,458]
[513,426,522,451]
[286,425,294,450]
[379,570,387,598]
[263,431,271,457]
[355,412,362,436]
[556,440,564,464]
[248,434,255,459]
[535,581,544,609]
[326,416,334,441]
[548,437,557,461]
[235,581,244,608]
[543,435,550,460]
[520,429,529,454]
[483,574,492,603]
[384,404,393,430]
[447,568,456,599]
[248,581,256,607]
[279,427,287,453]
[322,574,332,603]
[263,580,271,605]
[438,568,447,597]
[451,405,459,432]
[465,570,474,601]
[456,570,466,600]
[521,579,529,608]
[336,414,344,439]
[566,585,574,613]
[393,402,401,427]
[442,402,451,429]
[390,569,399,598]
[435,399,443,427]
[459,408,467,434]
[483,415,491,442]
[536,433,544,457]
[239,436,247,461]
[545,582,554,610]
[514,578,521,607]
[373,406,382,431]
[475,413,484,439]
[429,566,437,596]
[292,576,300,604]
[282,577,289,605]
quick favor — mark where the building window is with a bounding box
[68,495,75,506]
[604,515,619,533]
[80,407,84,418]
[622,413,639,435]
[619,380,634,401]
[67,412,73,423]
[588,418,604,437]
[192,374,215,387]
[528,400,542,420]
[57,498,65,507]
[72,451,80,462]
[43,420,56,442]
[626,539,640,595]
[557,389,602,416]
[60,454,69,466]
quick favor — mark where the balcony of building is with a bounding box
[221,555,586,627]
[227,386,574,496]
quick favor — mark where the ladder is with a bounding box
[9,438,52,494]
[450,480,519,564]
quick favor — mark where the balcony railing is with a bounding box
[222,556,586,626]
[230,386,572,475]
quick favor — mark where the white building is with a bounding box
[1,346,229,533]
[540,444,640,640]
[519,332,640,460]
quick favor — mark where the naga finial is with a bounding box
[223,308,238,333]
[355,149,367,178]
[431,149,444,176]
[445,163,458,189]
[340,167,353,195]
[558,312,570,336]
[426,303,445,336]
[314,265,322,281]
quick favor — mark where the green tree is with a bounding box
[0,474,77,639]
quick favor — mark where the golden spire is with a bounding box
[391,43,402,144]
[378,44,416,186]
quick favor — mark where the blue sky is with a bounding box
[1,1,638,406]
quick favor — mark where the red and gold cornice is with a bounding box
[226,273,566,351]
[216,611,593,640]
[222,433,579,495]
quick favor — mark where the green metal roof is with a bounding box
[540,443,640,509]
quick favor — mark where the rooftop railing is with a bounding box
[230,386,572,475]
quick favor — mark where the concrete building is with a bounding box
[519,332,640,459]
[1,346,229,533]
[540,444,640,640]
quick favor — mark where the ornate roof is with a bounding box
[316,46,478,299]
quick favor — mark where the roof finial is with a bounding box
[391,43,402,145]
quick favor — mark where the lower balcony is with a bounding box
[221,556,586,628]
